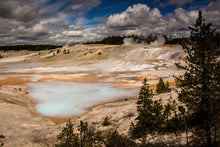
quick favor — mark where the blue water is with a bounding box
[26,81,138,118]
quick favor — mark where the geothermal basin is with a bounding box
[0,44,185,119]
[26,81,138,118]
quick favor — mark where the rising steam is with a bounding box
[123,34,165,46]
[150,34,165,46]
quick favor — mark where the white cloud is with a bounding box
[32,24,47,34]
[106,4,151,28]
[0,1,220,45]
[105,4,165,36]
[62,30,84,37]
[103,3,220,37]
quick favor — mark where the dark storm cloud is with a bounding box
[0,0,39,22]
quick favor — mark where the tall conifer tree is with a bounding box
[176,10,219,146]
[132,78,164,138]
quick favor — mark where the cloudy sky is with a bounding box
[0,0,219,45]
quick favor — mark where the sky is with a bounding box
[0,0,220,45]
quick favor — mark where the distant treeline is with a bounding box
[0,45,62,51]
[84,36,125,45]
[84,32,220,48]
[83,34,184,45]
[84,35,158,45]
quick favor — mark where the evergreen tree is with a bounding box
[134,78,153,137]
[78,120,98,147]
[163,103,172,125]
[105,129,136,147]
[56,120,80,147]
[156,78,170,93]
[152,100,164,131]
[132,78,164,138]
[56,120,103,147]
[178,106,189,146]
[166,81,171,92]
[176,10,219,146]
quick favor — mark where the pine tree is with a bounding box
[176,10,219,146]
[132,78,154,137]
[156,78,165,93]
[78,120,102,147]
[105,129,136,147]
[156,78,170,93]
[163,103,172,125]
[56,120,103,147]
[56,120,80,147]
[132,78,165,138]
[78,120,96,147]
[166,81,171,92]
[152,100,164,131]
[78,121,87,147]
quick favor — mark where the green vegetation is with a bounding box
[105,129,136,147]
[56,120,79,147]
[56,120,136,147]
[102,117,111,126]
[176,10,220,146]
[56,120,103,147]
[156,78,171,94]
[131,78,162,138]
[84,36,124,45]
[0,45,62,51]
[84,34,158,45]
[0,134,5,146]
[78,121,99,147]
[131,78,178,139]
[83,31,220,49]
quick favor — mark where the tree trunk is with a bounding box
[185,117,189,147]
[207,125,212,147]
[214,125,217,145]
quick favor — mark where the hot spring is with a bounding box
[26,81,138,118]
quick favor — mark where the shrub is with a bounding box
[102,117,111,126]
[105,130,136,147]
[57,49,60,53]
[0,134,5,146]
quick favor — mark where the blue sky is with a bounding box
[0,0,219,45]
[84,0,214,26]
[87,0,211,17]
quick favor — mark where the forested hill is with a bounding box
[0,45,62,51]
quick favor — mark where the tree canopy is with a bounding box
[176,10,220,146]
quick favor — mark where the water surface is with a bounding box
[27,81,138,118]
